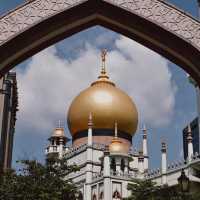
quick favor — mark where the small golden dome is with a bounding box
[109,139,129,154]
[109,122,129,154]
[49,125,69,143]
[52,127,65,137]
[67,50,138,137]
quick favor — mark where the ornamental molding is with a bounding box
[0,0,86,45]
[104,0,200,48]
[0,0,200,49]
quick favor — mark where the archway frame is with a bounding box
[0,0,200,83]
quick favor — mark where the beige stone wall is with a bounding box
[73,136,131,149]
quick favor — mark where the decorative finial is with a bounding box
[114,121,118,138]
[58,120,62,128]
[142,124,146,131]
[142,124,147,139]
[188,124,192,134]
[88,112,93,128]
[101,49,107,75]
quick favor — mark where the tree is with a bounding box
[123,179,182,200]
[123,179,160,200]
[0,157,79,200]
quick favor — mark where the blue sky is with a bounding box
[0,0,199,169]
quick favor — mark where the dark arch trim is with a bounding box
[0,0,200,85]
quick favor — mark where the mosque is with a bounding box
[45,50,200,200]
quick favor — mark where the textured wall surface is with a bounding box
[0,0,199,48]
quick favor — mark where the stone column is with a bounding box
[124,159,128,173]
[103,146,111,200]
[85,113,93,200]
[142,125,148,171]
[138,150,144,175]
[58,137,64,159]
[161,142,167,185]
[116,157,121,174]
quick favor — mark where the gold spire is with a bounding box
[91,49,115,86]
[97,49,110,81]
[101,49,107,75]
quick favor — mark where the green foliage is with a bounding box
[0,158,79,200]
[124,179,160,200]
[123,179,182,200]
[124,179,200,200]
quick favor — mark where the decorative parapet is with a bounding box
[64,143,107,159]
[92,170,138,181]
[146,160,186,179]
[145,168,161,179]
[64,143,87,158]
[92,172,104,181]
[65,142,139,159]
[110,171,136,179]
[145,153,200,180]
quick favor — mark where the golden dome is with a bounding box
[109,123,129,154]
[67,50,138,137]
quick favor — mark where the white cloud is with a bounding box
[16,36,176,135]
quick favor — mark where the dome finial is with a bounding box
[88,112,93,128]
[57,120,63,129]
[101,49,107,76]
[58,120,61,128]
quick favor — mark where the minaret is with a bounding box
[187,124,194,162]
[142,125,148,171]
[103,145,111,200]
[138,150,144,175]
[57,121,65,159]
[161,141,167,185]
[114,122,120,173]
[187,73,200,155]
[85,113,93,200]
[88,112,93,146]
[45,121,68,159]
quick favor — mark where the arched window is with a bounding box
[99,191,104,200]
[120,159,125,172]
[101,161,104,172]
[111,158,116,173]
[113,190,121,199]
[78,192,83,200]
[92,194,97,200]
